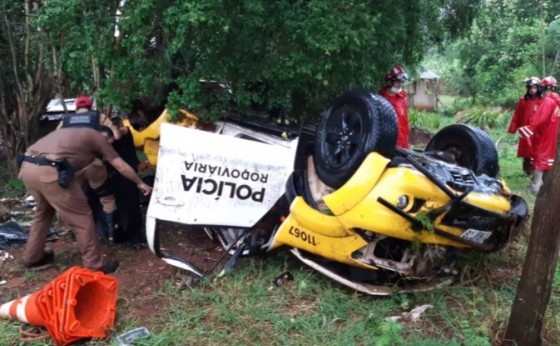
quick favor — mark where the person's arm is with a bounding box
[517,97,554,139]
[100,113,123,140]
[508,99,524,134]
[92,129,151,195]
[107,156,152,195]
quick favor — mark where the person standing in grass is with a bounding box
[379,65,410,149]
[517,76,560,194]
[508,77,542,175]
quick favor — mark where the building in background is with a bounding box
[407,70,441,112]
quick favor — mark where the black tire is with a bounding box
[425,124,499,177]
[313,90,398,188]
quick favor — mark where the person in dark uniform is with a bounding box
[19,125,152,273]
[105,120,145,245]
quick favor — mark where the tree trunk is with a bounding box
[0,1,55,177]
[502,145,560,345]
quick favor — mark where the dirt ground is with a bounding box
[0,197,223,341]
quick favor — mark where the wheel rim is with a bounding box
[323,105,365,169]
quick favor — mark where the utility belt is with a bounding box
[18,154,76,188]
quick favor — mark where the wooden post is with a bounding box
[502,130,560,345]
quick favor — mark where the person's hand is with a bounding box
[138,160,152,171]
[517,126,533,138]
[137,182,152,196]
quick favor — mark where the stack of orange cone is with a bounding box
[0,266,118,345]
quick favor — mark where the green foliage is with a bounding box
[462,107,509,130]
[423,0,560,100]
[409,109,442,132]
[375,321,405,346]
[415,211,435,233]
[9,179,24,190]
[33,0,481,120]
[0,164,25,197]
[437,97,473,118]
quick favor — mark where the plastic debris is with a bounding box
[115,327,151,346]
[24,195,37,208]
[0,221,58,248]
[386,304,433,323]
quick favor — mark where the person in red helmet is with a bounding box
[507,77,543,175]
[379,65,410,148]
[517,76,560,194]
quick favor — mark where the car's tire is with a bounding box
[425,124,499,177]
[313,90,398,188]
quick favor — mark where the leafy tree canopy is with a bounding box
[35,0,481,120]
[423,0,560,106]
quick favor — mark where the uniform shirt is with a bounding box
[379,87,409,148]
[27,127,119,170]
[507,95,542,158]
[529,93,560,171]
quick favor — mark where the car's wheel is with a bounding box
[425,124,499,177]
[313,90,398,188]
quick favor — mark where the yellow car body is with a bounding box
[124,109,198,166]
[269,151,516,272]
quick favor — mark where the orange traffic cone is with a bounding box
[0,292,45,325]
[0,266,118,346]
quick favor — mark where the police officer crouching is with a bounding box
[59,96,120,243]
[19,118,152,273]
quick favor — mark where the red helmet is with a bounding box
[541,76,557,89]
[75,95,93,109]
[386,65,409,82]
[524,77,540,87]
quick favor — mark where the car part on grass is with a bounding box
[114,327,151,346]
[273,271,294,287]
[143,89,528,295]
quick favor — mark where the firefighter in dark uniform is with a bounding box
[19,125,152,272]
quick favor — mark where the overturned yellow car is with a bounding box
[142,90,527,295]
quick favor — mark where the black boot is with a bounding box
[103,210,120,242]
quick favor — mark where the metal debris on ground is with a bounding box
[273,271,294,288]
